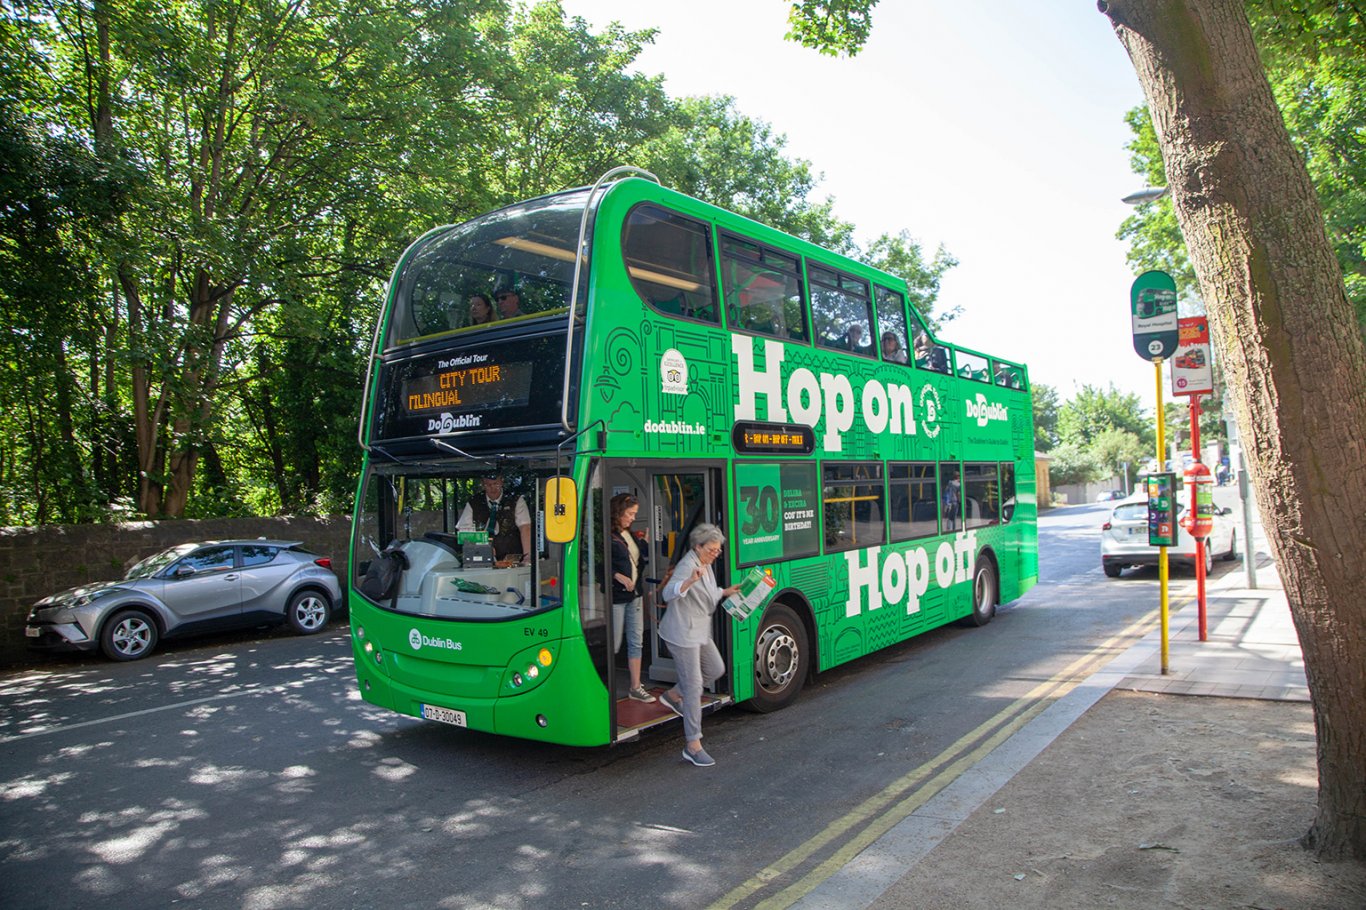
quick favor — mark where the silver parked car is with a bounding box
[25,540,342,661]
[1100,495,1237,578]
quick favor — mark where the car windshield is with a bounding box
[125,544,197,579]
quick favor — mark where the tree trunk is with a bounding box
[1101,0,1366,859]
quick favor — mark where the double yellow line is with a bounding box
[709,607,1167,910]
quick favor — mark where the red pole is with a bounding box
[1190,396,1207,641]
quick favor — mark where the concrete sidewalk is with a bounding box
[1116,565,1308,702]
[790,558,1315,910]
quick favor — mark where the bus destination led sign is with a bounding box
[402,356,533,414]
[732,421,815,456]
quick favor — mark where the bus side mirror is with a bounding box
[544,477,578,543]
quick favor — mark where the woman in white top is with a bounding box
[658,523,741,767]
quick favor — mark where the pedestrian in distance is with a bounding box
[657,523,741,767]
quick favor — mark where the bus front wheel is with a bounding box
[749,603,808,713]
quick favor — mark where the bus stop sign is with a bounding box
[1130,270,1179,361]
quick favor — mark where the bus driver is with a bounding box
[455,471,533,564]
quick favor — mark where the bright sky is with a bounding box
[560,1,1161,404]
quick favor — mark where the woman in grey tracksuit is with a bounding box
[658,523,740,768]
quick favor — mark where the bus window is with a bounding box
[822,462,885,552]
[875,286,910,364]
[720,234,807,342]
[940,462,961,532]
[956,350,991,383]
[1000,462,1016,523]
[964,462,1000,529]
[993,360,1024,389]
[390,190,587,344]
[888,462,938,541]
[623,205,719,323]
[810,264,873,356]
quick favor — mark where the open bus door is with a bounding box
[593,463,731,742]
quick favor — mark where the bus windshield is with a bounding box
[389,190,592,345]
[353,463,564,621]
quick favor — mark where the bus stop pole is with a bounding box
[1155,360,1170,675]
[1190,395,1207,641]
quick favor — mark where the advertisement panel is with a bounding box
[733,462,820,565]
[1170,316,1214,396]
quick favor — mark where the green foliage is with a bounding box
[1089,427,1147,480]
[785,0,881,57]
[1030,383,1061,452]
[1047,442,1105,489]
[1056,384,1152,449]
[640,95,856,252]
[860,231,959,327]
[1118,3,1366,339]
[1,0,944,524]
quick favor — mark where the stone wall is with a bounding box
[0,516,352,670]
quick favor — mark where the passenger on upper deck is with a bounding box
[837,324,871,354]
[455,471,532,564]
[881,331,908,364]
[468,294,494,326]
[494,285,525,319]
[914,332,949,373]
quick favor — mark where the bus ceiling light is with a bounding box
[495,236,582,263]
[627,266,701,292]
[1121,186,1169,205]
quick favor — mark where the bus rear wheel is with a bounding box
[963,559,998,627]
[749,603,807,713]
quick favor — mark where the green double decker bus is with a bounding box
[350,169,1038,746]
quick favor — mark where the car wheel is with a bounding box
[748,603,808,713]
[963,559,998,626]
[1103,562,1123,578]
[1202,543,1214,575]
[100,609,159,661]
[287,590,332,634]
[1223,529,1238,561]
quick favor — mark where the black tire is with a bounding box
[962,559,998,626]
[1223,529,1238,561]
[100,609,159,661]
[287,589,332,634]
[1201,542,1214,575]
[748,603,808,713]
[1103,562,1123,578]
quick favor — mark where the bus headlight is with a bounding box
[537,648,553,667]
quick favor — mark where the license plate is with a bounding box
[1128,528,1143,536]
[25,626,40,638]
[421,704,467,727]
